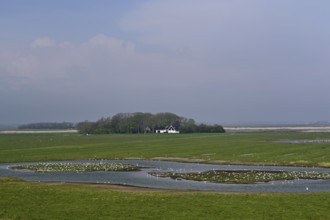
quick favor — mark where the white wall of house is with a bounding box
[156,129,168,133]
[156,126,179,134]
[168,127,179,133]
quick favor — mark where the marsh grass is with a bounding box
[11,162,141,172]
[150,170,330,184]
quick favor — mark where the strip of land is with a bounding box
[0,129,78,134]
[224,126,330,132]
[2,126,330,133]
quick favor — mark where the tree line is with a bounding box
[77,112,225,134]
[18,122,75,130]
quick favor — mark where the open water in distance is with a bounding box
[1,160,330,193]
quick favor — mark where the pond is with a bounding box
[1,160,330,193]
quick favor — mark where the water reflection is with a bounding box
[273,139,330,144]
[1,160,330,192]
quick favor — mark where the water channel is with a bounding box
[1,160,330,193]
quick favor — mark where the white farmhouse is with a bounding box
[155,125,179,134]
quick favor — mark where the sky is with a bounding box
[1,0,330,125]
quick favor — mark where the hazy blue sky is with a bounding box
[1,0,330,125]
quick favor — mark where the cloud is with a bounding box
[120,0,330,83]
[1,33,212,91]
[31,37,56,48]
[88,34,134,51]
[2,1,330,124]
[1,38,82,88]
[120,1,263,50]
[58,41,74,48]
[117,0,330,123]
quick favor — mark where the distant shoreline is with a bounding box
[0,130,78,134]
[2,126,330,134]
[224,126,330,132]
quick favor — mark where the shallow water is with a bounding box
[273,139,330,144]
[1,160,330,192]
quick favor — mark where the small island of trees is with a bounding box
[77,112,225,134]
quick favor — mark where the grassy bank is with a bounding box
[0,132,330,167]
[1,177,330,220]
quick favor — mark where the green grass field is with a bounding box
[1,132,330,219]
[1,132,330,166]
[1,177,330,220]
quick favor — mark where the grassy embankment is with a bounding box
[1,132,330,219]
[1,177,330,220]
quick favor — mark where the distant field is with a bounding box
[1,132,330,167]
[1,132,330,219]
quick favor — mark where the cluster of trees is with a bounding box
[77,112,225,134]
[18,122,75,130]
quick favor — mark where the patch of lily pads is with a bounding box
[11,162,141,172]
[149,170,330,184]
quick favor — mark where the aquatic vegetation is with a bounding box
[149,170,330,184]
[11,162,141,172]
